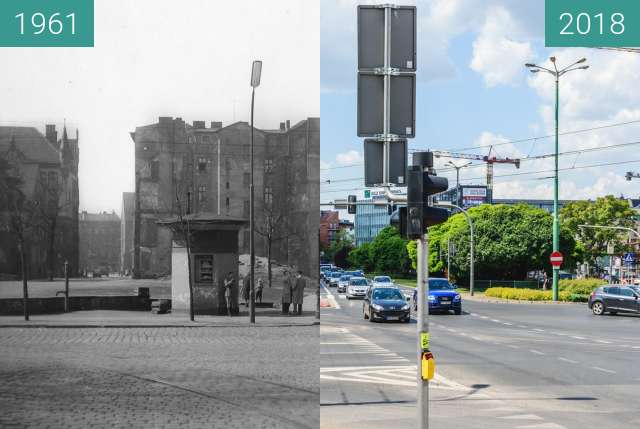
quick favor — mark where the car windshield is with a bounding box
[372,288,404,300]
[340,275,351,281]
[374,276,391,283]
[350,278,367,286]
[429,279,454,290]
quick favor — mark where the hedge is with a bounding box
[485,287,589,302]
[558,278,603,295]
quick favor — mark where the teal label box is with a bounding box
[546,0,640,47]
[0,0,94,47]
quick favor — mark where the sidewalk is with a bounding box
[0,292,320,328]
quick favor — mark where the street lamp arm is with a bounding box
[435,201,475,295]
[578,224,640,240]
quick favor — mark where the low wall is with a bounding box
[0,295,153,316]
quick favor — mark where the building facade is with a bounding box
[120,192,135,275]
[79,211,121,275]
[130,116,319,279]
[0,124,79,278]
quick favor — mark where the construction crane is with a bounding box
[625,171,640,181]
[433,147,521,201]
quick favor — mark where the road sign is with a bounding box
[623,252,635,265]
[364,138,407,186]
[357,73,416,137]
[358,5,417,71]
[550,251,563,268]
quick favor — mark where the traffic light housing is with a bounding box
[348,195,357,214]
[404,164,449,239]
[390,206,407,237]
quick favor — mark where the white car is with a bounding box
[347,277,369,299]
[337,275,351,293]
[372,275,394,288]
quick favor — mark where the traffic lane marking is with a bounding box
[590,366,616,374]
[558,357,579,364]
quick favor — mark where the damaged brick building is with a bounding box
[129,117,319,279]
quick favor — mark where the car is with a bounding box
[346,277,369,299]
[372,275,394,287]
[413,278,462,315]
[588,285,640,316]
[328,272,342,287]
[363,286,411,322]
[337,275,351,293]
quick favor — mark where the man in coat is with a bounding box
[292,270,306,315]
[281,270,292,314]
[241,274,251,307]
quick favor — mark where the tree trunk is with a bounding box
[185,234,195,321]
[267,237,272,288]
[47,216,57,281]
[20,241,29,321]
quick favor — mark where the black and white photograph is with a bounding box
[0,1,319,428]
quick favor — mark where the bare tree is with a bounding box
[173,186,195,321]
[255,199,299,289]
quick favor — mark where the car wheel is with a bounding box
[368,310,375,322]
[363,306,369,319]
[592,301,605,316]
[403,317,411,323]
[346,296,351,300]
[454,308,462,315]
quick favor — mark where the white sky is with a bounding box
[0,0,320,214]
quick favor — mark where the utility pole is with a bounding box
[416,234,429,428]
[526,57,589,301]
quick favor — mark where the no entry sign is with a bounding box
[550,251,563,268]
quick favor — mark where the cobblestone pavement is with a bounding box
[0,326,319,428]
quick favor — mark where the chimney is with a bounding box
[286,120,290,130]
[279,122,286,131]
[193,121,206,129]
[210,121,222,129]
[45,124,57,146]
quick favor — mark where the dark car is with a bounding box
[588,285,640,316]
[412,278,462,315]
[363,286,411,323]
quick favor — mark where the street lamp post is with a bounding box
[445,161,471,205]
[525,57,589,301]
[435,202,474,296]
[249,60,262,324]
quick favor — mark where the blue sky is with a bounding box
[320,0,640,214]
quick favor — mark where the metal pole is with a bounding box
[469,217,475,296]
[447,238,450,282]
[382,5,390,185]
[250,87,256,324]
[552,76,560,302]
[217,137,221,215]
[417,234,429,428]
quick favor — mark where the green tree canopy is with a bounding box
[349,226,411,275]
[408,204,577,284]
[561,195,636,263]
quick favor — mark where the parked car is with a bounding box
[588,285,640,316]
[372,275,394,287]
[413,278,462,315]
[337,275,351,293]
[346,277,369,299]
[363,286,411,322]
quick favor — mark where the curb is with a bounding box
[0,321,321,329]
[461,294,584,305]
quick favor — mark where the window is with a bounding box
[195,255,214,282]
[226,181,229,189]
[243,172,250,186]
[226,197,230,210]
[264,187,273,205]
[264,159,273,173]
[150,160,160,181]
[619,288,635,297]
[243,200,250,217]
[202,135,211,144]
[198,158,208,172]
[198,185,207,203]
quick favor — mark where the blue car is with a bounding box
[412,278,462,315]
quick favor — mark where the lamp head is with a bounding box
[550,56,556,63]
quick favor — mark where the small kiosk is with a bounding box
[158,214,247,315]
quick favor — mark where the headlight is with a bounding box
[453,294,461,301]
[428,295,436,301]
[371,304,384,311]
[402,304,410,310]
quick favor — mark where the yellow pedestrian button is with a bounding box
[420,332,429,349]
[421,351,435,380]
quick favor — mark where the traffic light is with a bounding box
[391,165,449,239]
[348,195,357,214]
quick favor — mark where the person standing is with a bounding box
[256,278,264,304]
[281,270,292,314]
[223,272,235,317]
[241,274,251,307]
[293,270,306,315]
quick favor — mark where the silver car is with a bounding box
[372,275,394,288]
[346,277,369,300]
[337,275,351,293]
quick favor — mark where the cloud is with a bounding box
[470,6,534,87]
[336,150,363,165]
